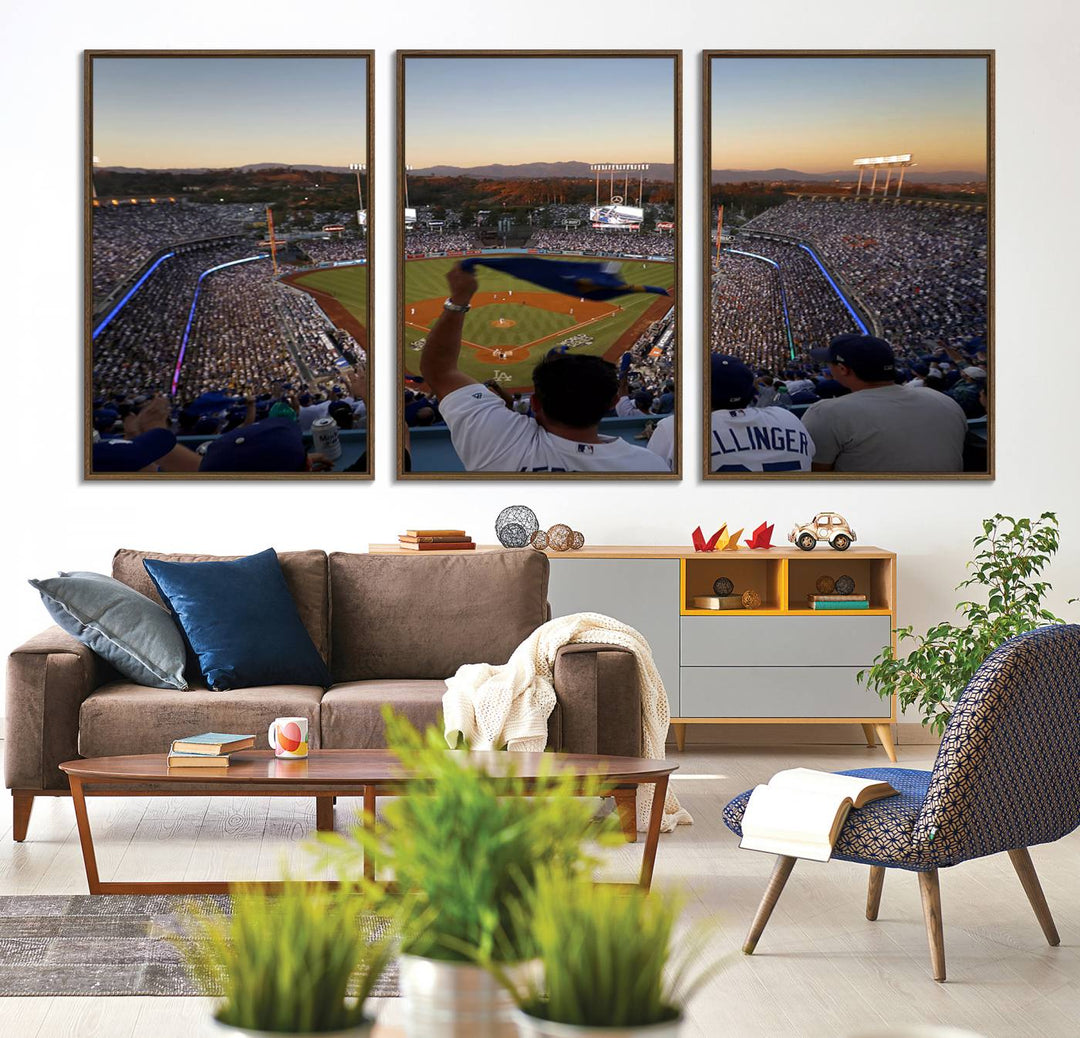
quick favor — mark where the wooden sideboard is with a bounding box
[367,544,898,760]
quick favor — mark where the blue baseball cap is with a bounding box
[199,417,307,473]
[92,428,177,473]
[710,354,756,409]
[812,334,896,381]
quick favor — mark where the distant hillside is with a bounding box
[711,167,985,185]
[411,161,676,182]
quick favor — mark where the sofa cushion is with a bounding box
[112,549,330,664]
[142,549,332,691]
[79,681,323,758]
[321,680,561,750]
[328,550,549,681]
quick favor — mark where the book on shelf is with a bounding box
[397,539,476,551]
[399,534,474,544]
[404,529,467,537]
[167,751,231,768]
[740,768,898,862]
[808,599,870,610]
[692,595,745,610]
[170,733,255,756]
[807,594,868,602]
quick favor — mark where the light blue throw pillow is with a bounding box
[30,571,188,690]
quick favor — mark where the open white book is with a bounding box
[739,768,898,862]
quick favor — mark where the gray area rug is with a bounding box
[0,895,399,997]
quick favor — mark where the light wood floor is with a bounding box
[1,739,1077,1038]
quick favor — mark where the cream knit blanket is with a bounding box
[442,611,692,833]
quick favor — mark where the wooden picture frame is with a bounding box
[702,50,994,480]
[84,50,375,480]
[397,50,682,480]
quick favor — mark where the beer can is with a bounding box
[311,416,342,461]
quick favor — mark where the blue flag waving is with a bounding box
[459,256,669,302]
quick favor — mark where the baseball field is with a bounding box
[403,255,676,392]
[283,264,370,349]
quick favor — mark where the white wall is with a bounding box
[2,0,1079,721]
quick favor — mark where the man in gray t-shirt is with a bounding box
[801,334,968,474]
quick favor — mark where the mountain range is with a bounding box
[711,167,985,185]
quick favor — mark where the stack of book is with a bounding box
[807,594,870,611]
[167,732,255,768]
[397,529,475,551]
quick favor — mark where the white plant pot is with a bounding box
[211,1015,374,1037]
[398,953,520,1038]
[511,1008,685,1038]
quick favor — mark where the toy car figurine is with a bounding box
[789,513,856,552]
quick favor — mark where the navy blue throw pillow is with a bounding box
[143,548,332,691]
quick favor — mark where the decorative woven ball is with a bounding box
[530,529,549,551]
[713,576,735,597]
[570,530,586,550]
[741,589,761,609]
[547,523,574,551]
[834,574,856,595]
[815,575,836,594]
[495,505,539,548]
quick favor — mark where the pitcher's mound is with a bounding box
[491,318,517,329]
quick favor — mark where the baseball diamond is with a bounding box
[403,254,675,392]
[282,264,370,350]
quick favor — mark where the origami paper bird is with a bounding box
[745,522,775,549]
[692,525,726,553]
[722,528,744,551]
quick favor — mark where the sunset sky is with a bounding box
[405,57,676,168]
[710,56,988,174]
[93,57,368,169]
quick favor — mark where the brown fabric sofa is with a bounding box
[6,548,641,840]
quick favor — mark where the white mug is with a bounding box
[268,716,309,759]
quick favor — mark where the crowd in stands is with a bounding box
[404,229,483,253]
[297,237,367,265]
[710,251,788,371]
[527,228,675,257]
[742,198,987,355]
[92,202,258,300]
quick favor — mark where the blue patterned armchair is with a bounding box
[722,624,1080,981]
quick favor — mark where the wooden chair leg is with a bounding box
[12,792,34,842]
[917,869,946,982]
[1007,847,1060,946]
[866,865,885,920]
[860,723,877,748]
[612,788,638,844]
[874,723,898,763]
[743,855,797,955]
[672,723,687,752]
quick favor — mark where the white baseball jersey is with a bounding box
[646,414,676,469]
[615,395,650,418]
[439,384,670,473]
[710,406,815,473]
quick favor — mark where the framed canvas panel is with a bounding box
[85,50,374,480]
[397,50,681,479]
[703,51,994,480]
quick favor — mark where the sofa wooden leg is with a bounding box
[1008,847,1060,947]
[743,855,796,955]
[12,792,34,842]
[612,788,638,844]
[917,869,946,982]
[315,796,334,833]
[874,723,898,762]
[866,865,885,920]
[672,723,687,752]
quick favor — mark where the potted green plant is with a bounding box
[314,710,619,1038]
[860,513,1072,733]
[501,870,720,1037]
[174,880,393,1036]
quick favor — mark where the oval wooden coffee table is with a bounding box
[59,750,676,895]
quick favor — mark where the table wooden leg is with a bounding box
[69,778,102,894]
[315,796,335,832]
[363,785,376,881]
[638,775,668,890]
[612,788,638,844]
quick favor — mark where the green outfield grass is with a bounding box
[290,264,369,330]
[403,255,675,387]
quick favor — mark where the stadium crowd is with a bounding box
[297,238,367,265]
[527,228,676,257]
[92,202,258,300]
[404,229,483,253]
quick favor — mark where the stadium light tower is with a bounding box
[349,162,366,231]
[853,154,915,198]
